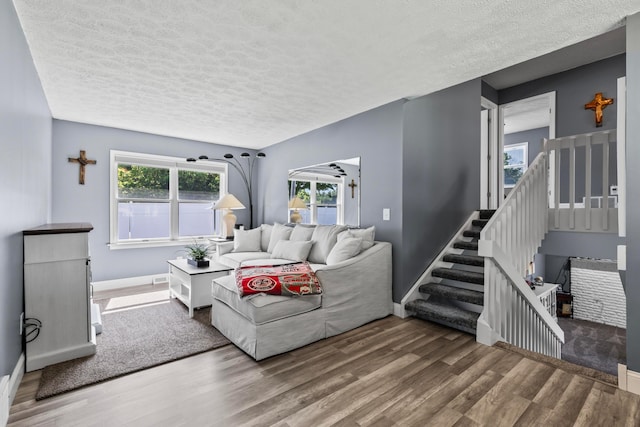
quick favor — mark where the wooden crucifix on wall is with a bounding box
[68,150,96,185]
[348,179,358,199]
[584,92,613,127]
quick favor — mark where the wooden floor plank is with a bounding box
[8,311,640,427]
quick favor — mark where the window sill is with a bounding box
[108,238,215,250]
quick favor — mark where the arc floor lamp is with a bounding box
[186,152,265,229]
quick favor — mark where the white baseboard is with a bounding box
[619,364,640,396]
[393,303,406,318]
[8,353,24,408]
[1,375,8,427]
[92,273,168,292]
[1,353,24,426]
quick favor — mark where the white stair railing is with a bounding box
[546,130,617,232]
[477,151,564,358]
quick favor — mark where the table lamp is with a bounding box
[288,196,308,223]
[213,193,245,238]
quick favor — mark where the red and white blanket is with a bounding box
[235,262,322,297]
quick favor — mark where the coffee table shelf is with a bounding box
[167,259,232,317]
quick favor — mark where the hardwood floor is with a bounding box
[9,302,640,426]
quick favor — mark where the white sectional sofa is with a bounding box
[210,223,393,360]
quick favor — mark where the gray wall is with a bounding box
[257,101,405,299]
[0,1,52,376]
[625,13,640,372]
[401,79,481,299]
[500,54,625,136]
[498,55,625,277]
[258,80,482,303]
[504,127,549,165]
[51,120,255,282]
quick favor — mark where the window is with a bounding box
[288,174,344,225]
[110,151,227,248]
[504,142,528,188]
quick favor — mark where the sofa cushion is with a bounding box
[308,224,348,264]
[260,224,273,252]
[218,251,271,268]
[338,226,376,250]
[233,227,262,252]
[290,224,315,241]
[271,240,313,262]
[326,237,363,265]
[212,274,321,325]
[267,223,293,253]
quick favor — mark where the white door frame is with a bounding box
[480,97,499,209]
[498,91,556,206]
[617,76,626,237]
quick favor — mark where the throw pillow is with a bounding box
[271,240,313,262]
[338,226,376,250]
[260,224,273,252]
[308,224,348,264]
[290,224,315,241]
[232,227,262,252]
[326,237,363,265]
[267,223,293,253]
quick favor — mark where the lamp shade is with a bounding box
[213,193,245,210]
[288,197,308,209]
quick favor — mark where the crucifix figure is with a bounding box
[584,92,613,127]
[68,150,96,185]
[348,179,358,199]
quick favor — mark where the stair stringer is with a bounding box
[399,211,479,318]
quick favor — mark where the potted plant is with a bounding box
[184,241,212,268]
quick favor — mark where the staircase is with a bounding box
[405,210,494,335]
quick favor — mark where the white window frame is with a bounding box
[109,150,228,249]
[288,173,344,225]
[504,142,528,188]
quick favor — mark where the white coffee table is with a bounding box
[167,259,232,317]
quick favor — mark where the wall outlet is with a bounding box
[19,312,24,336]
[383,208,390,221]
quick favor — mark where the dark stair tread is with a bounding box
[432,267,484,285]
[442,253,484,267]
[479,209,496,219]
[472,219,489,227]
[453,240,478,251]
[463,230,481,238]
[418,283,484,305]
[406,299,480,334]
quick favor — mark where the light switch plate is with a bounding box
[383,208,390,221]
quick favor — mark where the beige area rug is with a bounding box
[36,293,230,400]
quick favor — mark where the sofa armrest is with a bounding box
[315,241,393,336]
[215,241,234,256]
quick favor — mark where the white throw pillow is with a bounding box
[267,223,293,253]
[233,227,262,252]
[260,224,273,252]
[290,224,315,241]
[326,237,363,265]
[271,240,313,262]
[338,226,376,250]
[308,224,348,264]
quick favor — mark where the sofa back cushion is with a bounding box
[233,227,262,252]
[267,223,293,253]
[308,224,348,264]
[260,224,273,252]
[271,240,313,262]
[326,236,363,265]
[338,226,376,250]
[290,224,315,241]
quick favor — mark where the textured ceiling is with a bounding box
[13,1,640,149]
